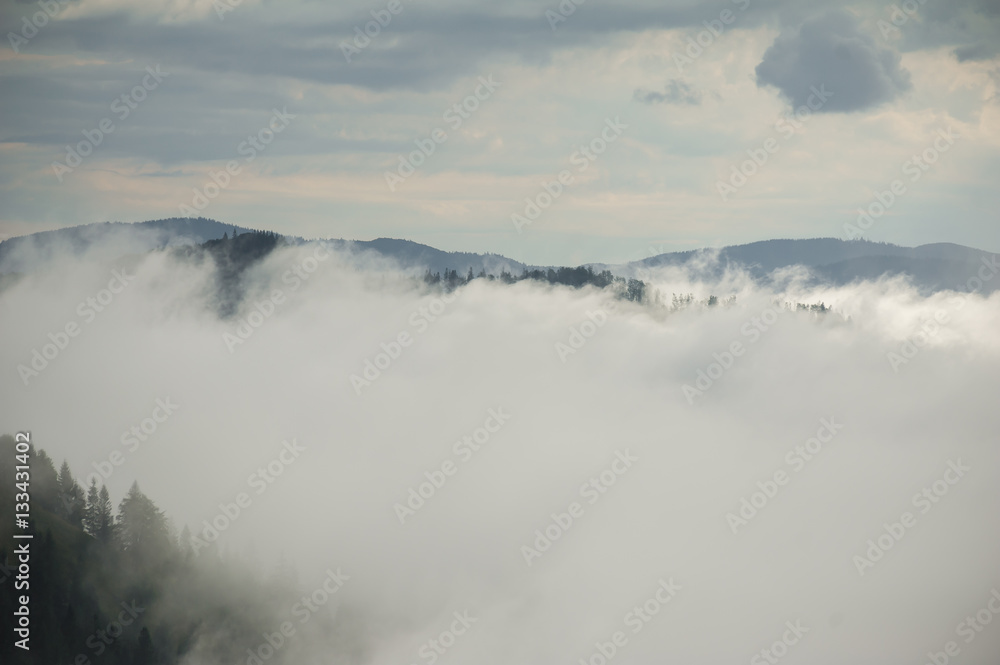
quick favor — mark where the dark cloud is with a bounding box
[885,0,1000,59]
[755,9,911,112]
[633,79,702,105]
[0,0,997,180]
[953,41,999,61]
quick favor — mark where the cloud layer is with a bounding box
[1,237,999,663]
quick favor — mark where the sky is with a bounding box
[0,0,998,265]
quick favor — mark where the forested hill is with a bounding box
[0,434,360,665]
[166,229,650,317]
[0,218,254,275]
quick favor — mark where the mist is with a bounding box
[2,235,998,665]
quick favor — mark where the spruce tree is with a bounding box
[56,460,85,526]
[116,482,170,558]
[84,478,100,536]
[96,485,115,543]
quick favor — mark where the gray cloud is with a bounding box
[755,10,912,112]
[953,41,1000,61]
[1,0,993,163]
[633,79,702,105]
[1,0,999,246]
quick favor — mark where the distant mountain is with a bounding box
[1,220,995,294]
[600,238,998,294]
[335,237,528,277]
[0,218,254,274]
[0,219,527,278]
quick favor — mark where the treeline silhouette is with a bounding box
[173,228,285,317]
[424,265,649,302]
[169,233,832,316]
[0,435,356,665]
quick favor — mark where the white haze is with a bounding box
[1,237,999,665]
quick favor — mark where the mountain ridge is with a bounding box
[0,219,996,294]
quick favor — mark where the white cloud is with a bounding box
[2,238,998,662]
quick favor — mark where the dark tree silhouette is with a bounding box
[84,477,100,536]
[96,484,115,543]
[116,482,170,558]
[56,460,85,527]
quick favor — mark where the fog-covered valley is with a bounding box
[2,230,998,664]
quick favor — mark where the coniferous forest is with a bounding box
[0,434,362,665]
